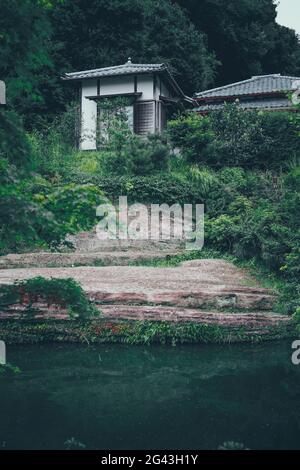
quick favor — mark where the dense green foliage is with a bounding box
[51,0,217,97]
[0,276,98,318]
[165,107,300,314]
[176,0,300,85]
[0,0,299,324]
[0,109,60,253]
[95,98,171,176]
[0,363,21,376]
[1,0,300,127]
[0,107,106,254]
[67,174,201,205]
[0,0,55,127]
[293,307,300,334]
[168,104,300,169]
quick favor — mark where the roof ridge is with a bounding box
[195,74,300,97]
[251,73,300,79]
[65,62,166,77]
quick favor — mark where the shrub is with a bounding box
[99,133,171,177]
[0,108,31,170]
[293,307,300,331]
[0,181,65,255]
[0,108,83,254]
[42,183,107,234]
[65,173,205,205]
[167,112,214,164]
[29,103,80,177]
[0,276,98,319]
[167,104,300,169]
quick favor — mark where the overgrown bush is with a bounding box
[28,98,171,178]
[29,103,80,177]
[0,276,98,319]
[41,183,107,235]
[65,173,204,205]
[95,98,171,176]
[0,109,32,171]
[204,167,300,313]
[168,104,300,169]
[293,307,300,333]
[0,107,106,254]
[0,179,107,255]
[0,183,64,254]
[0,109,66,254]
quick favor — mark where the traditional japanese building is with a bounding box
[63,59,193,150]
[195,74,300,114]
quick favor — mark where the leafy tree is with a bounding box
[0,109,31,170]
[43,183,106,234]
[50,0,217,95]
[0,0,56,127]
[2,0,300,124]
[175,0,300,86]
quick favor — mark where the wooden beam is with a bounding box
[86,92,142,101]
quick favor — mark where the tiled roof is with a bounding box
[63,58,167,80]
[63,58,189,99]
[195,74,300,99]
[195,97,293,112]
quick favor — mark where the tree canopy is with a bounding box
[1,0,300,125]
[175,0,300,86]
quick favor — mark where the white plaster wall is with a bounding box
[100,76,134,95]
[81,79,97,150]
[136,74,154,100]
[101,74,155,100]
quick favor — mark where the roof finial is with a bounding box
[126,57,132,64]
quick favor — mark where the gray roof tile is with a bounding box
[63,58,189,99]
[195,97,293,112]
[195,74,300,98]
[63,58,167,80]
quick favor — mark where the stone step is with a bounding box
[0,260,277,311]
[0,251,182,269]
[67,207,192,253]
[68,234,185,253]
[89,289,275,310]
[100,304,290,328]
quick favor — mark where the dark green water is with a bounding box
[0,341,300,450]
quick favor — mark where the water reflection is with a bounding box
[0,341,299,450]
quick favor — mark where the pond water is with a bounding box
[0,341,299,450]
